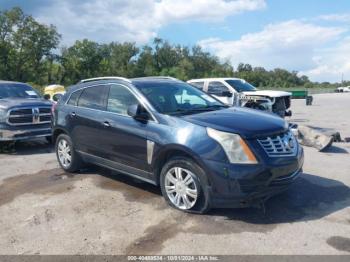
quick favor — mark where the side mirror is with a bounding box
[127,104,149,122]
[44,94,51,100]
[53,94,63,102]
[222,91,233,97]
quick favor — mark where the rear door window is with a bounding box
[77,85,109,110]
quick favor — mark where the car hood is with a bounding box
[0,98,52,110]
[182,107,287,139]
[243,90,292,98]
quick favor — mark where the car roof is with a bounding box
[67,78,125,91]
[0,80,28,85]
[67,76,184,93]
[187,77,242,82]
[131,76,182,85]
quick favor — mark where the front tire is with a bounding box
[160,157,210,213]
[55,134,84,172]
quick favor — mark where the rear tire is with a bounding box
[160,157,211,213]
[55,134,84,172]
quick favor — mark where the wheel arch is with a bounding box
[52,127,68,144]
[152,144,211,186]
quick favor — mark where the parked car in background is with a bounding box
[335,86,350,93]
[188,78,292,118]
[0,81,52,142]
[44,84,65,102]
[52,76,303,213]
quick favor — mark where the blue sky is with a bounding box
[1,0,350,82]
[160,0,350,44]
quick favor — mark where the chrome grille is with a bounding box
[9,109,32,115]
[258,131,297,157]
[39,108,51,114]
[7,107,52,126]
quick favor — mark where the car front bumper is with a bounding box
[0,123,51,141]
[203,145,304,208]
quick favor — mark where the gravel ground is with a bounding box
[0,93,349,255]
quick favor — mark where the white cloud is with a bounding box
[316,13,350,23]
[199,20,348,82]
[33,1,350,83]
[154,0,266,22]
[35,0,266,45]
[301,37,350,82]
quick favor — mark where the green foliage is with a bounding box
[0,7,345,90]
[0,7,60,85]
[233,64,311,88]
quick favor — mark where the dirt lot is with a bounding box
[0,93,350,255]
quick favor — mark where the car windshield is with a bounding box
[225,79,257,92]
[0,83,40,99]
[134,80,227,115]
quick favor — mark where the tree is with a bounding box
[135,45,157,77]
[237,63,253,72]
[102,42,139,77]
[0,7,60,84]
[60,39,104,84]
[0,7,342,90]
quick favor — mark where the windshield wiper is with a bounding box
[187,105,229,112]
[166,108,190,115]
[167,105,229,115]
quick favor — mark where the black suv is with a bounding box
[0,81,52,142]
[53,77,303,213]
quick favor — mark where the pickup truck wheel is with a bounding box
[0,141,15,152]
[160,157,210,214]
[55,134,83,172]
[272,97,287,118]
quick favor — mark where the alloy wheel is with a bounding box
[57,138,72,168]
[165,167,198,210]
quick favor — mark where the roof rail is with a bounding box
[132,76,179,81]
[80,76,131,83]
[159,76,178,80]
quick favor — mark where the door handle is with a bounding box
[70,112,76,117]
[103,121,111,128]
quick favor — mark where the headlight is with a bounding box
[207,128,258,164]
[0,109,7,122]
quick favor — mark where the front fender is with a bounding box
[151,143,215,186]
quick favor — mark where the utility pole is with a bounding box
[341,73,344,85]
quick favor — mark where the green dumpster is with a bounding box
[291,90,308,99]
